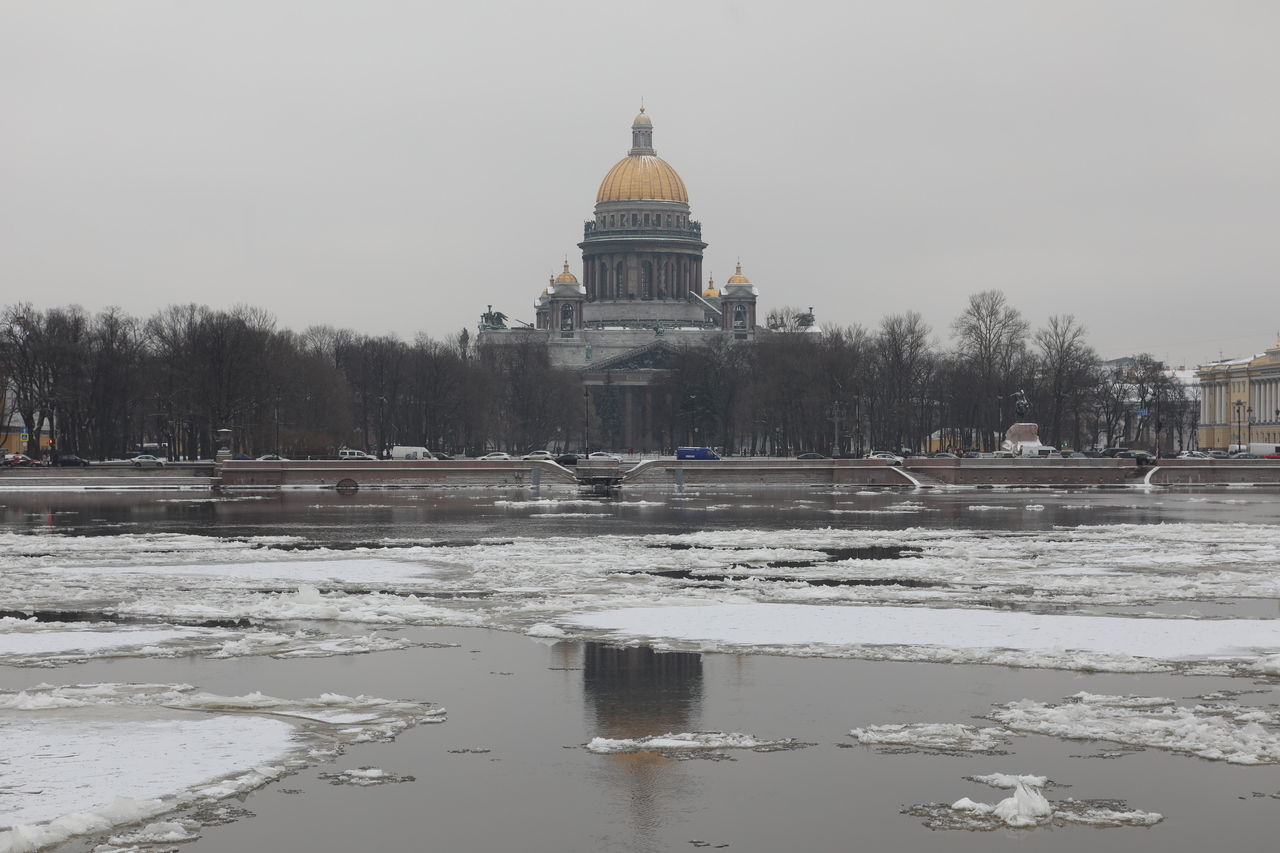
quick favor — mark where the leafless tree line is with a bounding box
[0,303,577,459]
[1,292,1197,459]
[661,290,1197,455]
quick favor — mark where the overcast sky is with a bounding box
[3,1,1277,368]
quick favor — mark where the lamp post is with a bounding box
[582,387,590,453]
[1247,405,1254,447]
[1233,400,1244,452]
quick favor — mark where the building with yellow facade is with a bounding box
[1197,340,1280,451]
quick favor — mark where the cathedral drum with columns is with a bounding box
[478,109,762,451]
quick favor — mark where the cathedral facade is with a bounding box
[478,110,761,451]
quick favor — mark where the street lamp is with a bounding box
[582,387,590,453]
[1247,405,1254,447]
[1233,400,1244,452]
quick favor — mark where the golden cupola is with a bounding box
[726,262,750,285]
[553,260,579,285]
[596,108,689,203]
[702,275,719,299]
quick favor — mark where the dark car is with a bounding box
[53,454,90,467]
[1115,450,1156,465]
[796,452,828,460]
[432,452,454,461]
[1230,453,1262,459]
[554,453,579,466]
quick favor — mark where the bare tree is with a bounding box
[951,291,1029,449]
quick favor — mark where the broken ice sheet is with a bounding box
[0,617,417,667]
[586,731,809,756]
[848,723,1012,754]
[990,692,1280,765]
[0,683,444,853]
[319,767,416,786]
[904,774,1162,831]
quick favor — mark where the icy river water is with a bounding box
[3,486,1280,852]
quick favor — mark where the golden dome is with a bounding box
[553,261,579,284]
[726,262,750,285]
[702,275,719,298]
[633,107,652,126]
[597,155,688,203]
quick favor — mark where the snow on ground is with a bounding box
[0,617,416,667]
[0,684,443,853]
[990,692,1280,764]
[586,731,805,754]
[566,603,1280,673]
[4,522,1280,673]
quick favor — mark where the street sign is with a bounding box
[19,432,28,442]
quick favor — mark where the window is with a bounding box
[609,215,615,227]
[631,213,639,226]
[643,213,650,226]
[666,214,672,227]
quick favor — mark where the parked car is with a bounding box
[1079,450,1105,458]
[256,454,289,461]
[53,454,90,467]
[132,454,166,468]
[338,449,377,461]
[1230,452,1262,459]
[676,447,720,460]
[522,450,555,461]
[866,451,903,465]
[3,453,34,467]
[1176,451,1208,459]
[796,452,828,460]
[479,452,513,461]
[930,452,958,458]
[1115,450,1156,465]
[554,453,579,466]
[992,450,1016,458]
[587,451,623,462]
[1204,450,1230,459]
[431,452,454,461]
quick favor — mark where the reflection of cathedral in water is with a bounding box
[579,643,704,852]
[477,109,762,451]
[582,642,703,738]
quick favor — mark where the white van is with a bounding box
[388,446,434,461]
[338,449,377,461]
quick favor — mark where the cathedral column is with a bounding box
[623,388,635,450]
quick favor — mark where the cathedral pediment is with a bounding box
[585,340,680,371]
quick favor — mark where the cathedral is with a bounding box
[478,109,762,451]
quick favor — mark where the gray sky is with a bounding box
[3,0,1277,368]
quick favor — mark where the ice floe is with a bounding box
[990,692,1280,764]
[566,603,1280,673]
[0,683,442,852]
[905,773,1162,830]
[0,617,417,667]
[848,723,1011,753]
[586,731,806,755]
[319,767,416,786]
